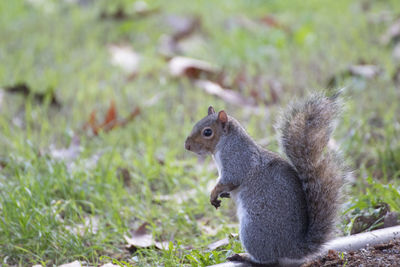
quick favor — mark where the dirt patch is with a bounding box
[303,239,400,267]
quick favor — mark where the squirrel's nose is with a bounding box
[185,139,191,151]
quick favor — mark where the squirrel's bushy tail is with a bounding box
[277,92,346,255]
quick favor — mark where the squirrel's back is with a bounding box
[276,92,346,255]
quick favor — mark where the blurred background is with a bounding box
[0,0,400,265]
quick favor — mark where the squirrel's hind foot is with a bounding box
[227,253,278,267]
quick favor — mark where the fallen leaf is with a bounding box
[195,80,255,107]
[58,261,81,267]
[108,45,140,74]
[207,238,229,251]
[169,56,219,79]
[118,107,140,127]
[125,223,171,252]
[125,223,154,250]
[100,99,118,130]
[259,15,289,32]
[84,101,140,136]
[3,83,61,107]
[86,110,99,135]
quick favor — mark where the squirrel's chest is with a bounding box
[212,151,223,177]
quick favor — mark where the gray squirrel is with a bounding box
[184,92,347,266]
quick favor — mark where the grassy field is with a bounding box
[1,0,400,266]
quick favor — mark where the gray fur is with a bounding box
[217,117,309,264]
[185,93,346,264]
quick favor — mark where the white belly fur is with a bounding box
[213,151,245,222]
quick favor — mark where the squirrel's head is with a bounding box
[185,106,228,155]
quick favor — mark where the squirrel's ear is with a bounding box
[208,106,215,115]
[217,110,228,128]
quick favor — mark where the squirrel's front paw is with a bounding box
[210,197,221,209]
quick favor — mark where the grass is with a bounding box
[1,0,400,266]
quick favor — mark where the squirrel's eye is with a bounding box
[202,128,213,138]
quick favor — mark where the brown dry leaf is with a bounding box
[3,83,61,107]
[119,107,141,127]
[108,44,140,74]
[169,57,219,79]
[84,101,140,136]
[100,100,118,131]
[58,261,82,267]
[195,80,255,107]
[207,238,229,251]
[259,15,289,32]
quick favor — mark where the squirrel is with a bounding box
[184,92,347,266]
